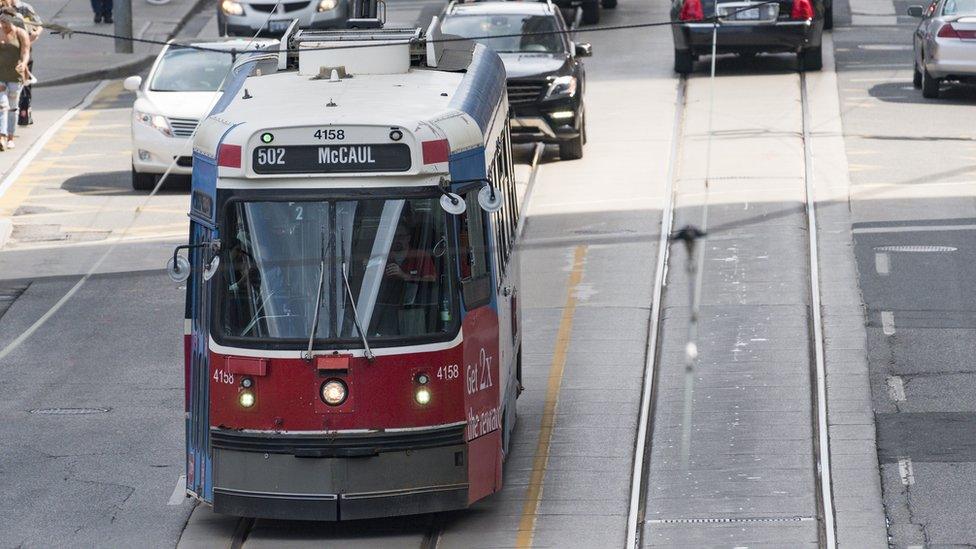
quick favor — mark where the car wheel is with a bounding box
[601,0,617,8]
[921,66,940,98]
[799,46,823,71]
[559,116,585,161]
[913,61,923,89]
[824,4,833,29]
[674,49,694,74]
[132,167,156,191]
[582,2,600,24]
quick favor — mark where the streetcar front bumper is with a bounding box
[209,425,469,521]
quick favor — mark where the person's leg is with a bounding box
[19,59,32,126]
[0,83,10,149]
[91,0,102,22]
[103,0,113,21]
[5,83,22,145]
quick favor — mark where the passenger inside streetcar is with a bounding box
[372,218,442,336]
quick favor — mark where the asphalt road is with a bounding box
[0,0,974,546]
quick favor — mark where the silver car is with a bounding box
[908,0,976,98]
[217,0,349,36]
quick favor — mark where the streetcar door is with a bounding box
[185,221,216,501]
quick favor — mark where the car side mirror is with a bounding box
[907,5,924,17]
[575,43,593,57]
[123,75,143,92]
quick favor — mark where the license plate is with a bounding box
[268,20,290,32]
[733,7,761,19]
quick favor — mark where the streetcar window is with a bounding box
[457,191,492,308]
[219,197,458,346]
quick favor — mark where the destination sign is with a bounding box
[251,144,412,174]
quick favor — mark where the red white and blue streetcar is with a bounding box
[173,20,522,521]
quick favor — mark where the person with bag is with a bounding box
[1,0,41,125]
[0,9,29,150]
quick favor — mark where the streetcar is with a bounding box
[167,13,523,520]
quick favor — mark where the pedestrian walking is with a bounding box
[91,0,112,24]
[0,0,40,125]
[0,9,29,151]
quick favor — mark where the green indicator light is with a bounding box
[261,132,274,144]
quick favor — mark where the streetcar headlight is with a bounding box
[317,0,337,11]
[321,379,348,406]
[415,386,431,405]
[544,76,577,100]
[239,390,255,408]
[134,110,173,137]
[220,0,244,15]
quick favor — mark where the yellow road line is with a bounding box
[516,244,588,548]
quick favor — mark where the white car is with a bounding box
[909,0,976,98]
[217,0,349,37]
[124,38,278,190]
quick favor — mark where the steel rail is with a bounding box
[624,75,687,549]
[799,72,838,549]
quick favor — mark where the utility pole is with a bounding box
[114,0,133,54]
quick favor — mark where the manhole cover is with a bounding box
[28,407,111,415]
[873,245,957,253]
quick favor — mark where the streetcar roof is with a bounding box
[218,69,464,129]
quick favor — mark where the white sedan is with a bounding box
[909,0,976,98]
[124,38,278,190]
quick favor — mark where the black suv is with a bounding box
[440,1,592,160]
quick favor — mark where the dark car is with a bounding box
[440,1,592,160]
[670,0,826,73]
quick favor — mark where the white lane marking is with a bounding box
[886,376,906,402]
[854,224,976,234]
[898,458,915,486]
[881,311,896,336]
[875,252,890,276]
[0,80,109,202]
[167,474,186,505]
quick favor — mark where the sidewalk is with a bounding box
[33,0,215,87]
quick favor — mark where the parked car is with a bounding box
[439,0,591,159]
[909,0,976,98]
[217,0,349,36]
[670,0,826,73]
[123,39,278,191]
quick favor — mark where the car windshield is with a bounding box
[440,14,565,53]
[150,47,233,92]
[219,197,457,346]
[943,0,976,14]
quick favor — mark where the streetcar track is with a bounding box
[625,71,838,548]
[625,75,686,549]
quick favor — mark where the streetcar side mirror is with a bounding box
[167,254,191,283]
[166,239,222,283]
[440,193,466,215]
[907,5,923,17]
[478,186,503,213]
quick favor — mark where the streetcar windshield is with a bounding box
[218,196,457,346]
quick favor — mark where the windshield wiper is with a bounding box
[338,227,374,361]
[305,226,330,360]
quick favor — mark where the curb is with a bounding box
[36,0,215,88]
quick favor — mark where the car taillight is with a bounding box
[937,23,976,39]
[937,23,960,38]
[791,0,814,20]
[680,0,704,21]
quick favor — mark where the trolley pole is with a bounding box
[114,0,133,54]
